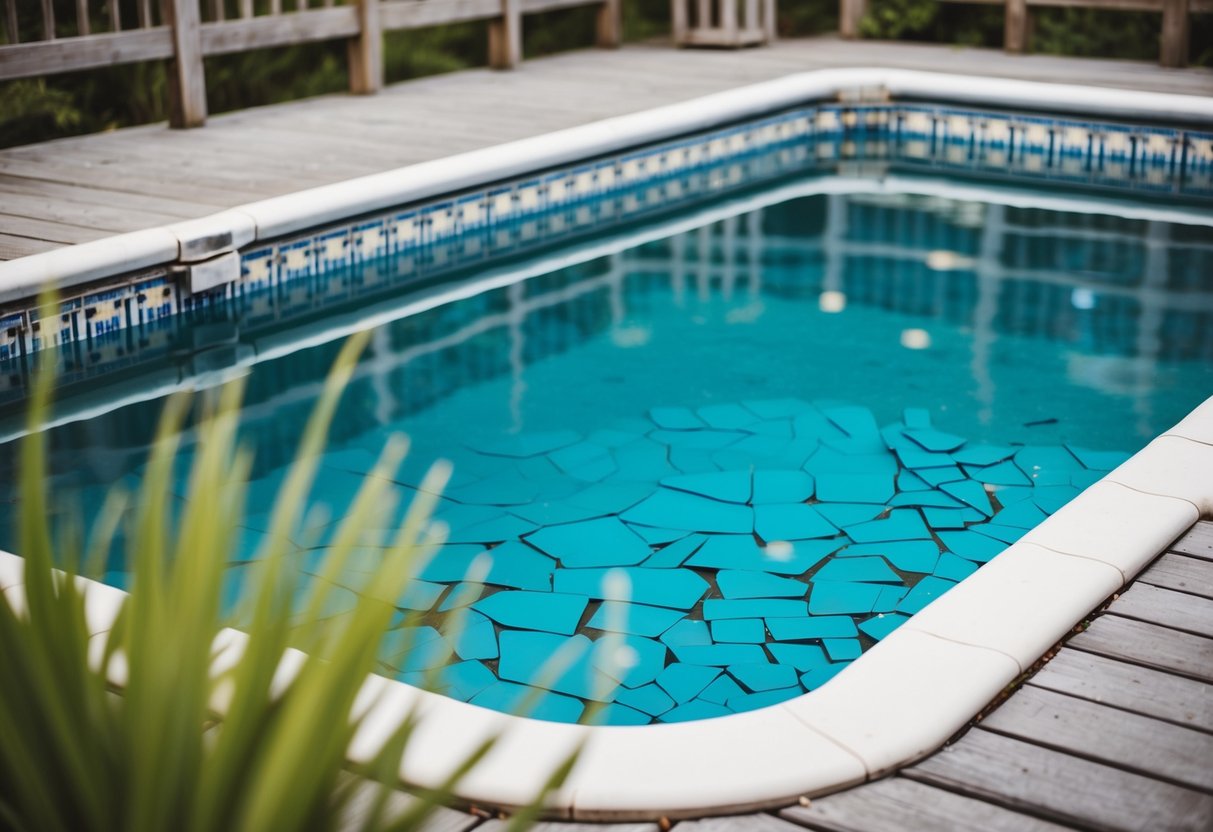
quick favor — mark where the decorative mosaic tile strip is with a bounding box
[0,103,1209,366]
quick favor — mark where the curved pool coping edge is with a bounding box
[1,402,1209,819]
[1,66,1212,305]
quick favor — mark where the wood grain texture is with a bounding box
[1139,552,1213,600]
[0,28,173,80]
[675,815,801,832]
[476,823,660,832]
[335,775,480,832]
[1172,520,1213,562]
[1027,648,1213,732]
[1107,582,1213,639]
[1161,0,1191,67]
[1068,614,1213,682]
[906,729,1213,832]
[980,685,1213,792]
[779,776,1071,832]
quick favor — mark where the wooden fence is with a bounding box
[0,0,621,127]
[841,0,1207,68]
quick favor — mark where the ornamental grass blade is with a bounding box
[2,315,579,832]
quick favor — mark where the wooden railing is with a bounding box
[0,0,621,127]
[840,0,1208,68]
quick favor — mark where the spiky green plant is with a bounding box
[0,325,577,832]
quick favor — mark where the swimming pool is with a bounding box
[3,143,1212,727]
[2,69,1212,816]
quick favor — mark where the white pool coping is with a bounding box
[1,68,1212,819]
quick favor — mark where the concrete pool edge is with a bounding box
[1,66,1213,305]
[0,400,1209,819]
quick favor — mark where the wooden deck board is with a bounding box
[1106,583,1213,639]
[1172,520,1213,562]
[0,234,59,259]
[670,817,801,832]
[1066,613,1213,683]
[2,36,1210,262]
[978,685,1213,792]
[1026,649,1213,733]
[905,729,1213,832]
[778,776,1072,832]
[1138,552,1213,600]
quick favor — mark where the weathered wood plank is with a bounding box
[674,815,799,832]
[488,0,521,70]
[0,213,111,244]
[199,7,360,56]
[1068,614,1213,683]
[335,775,479,832]
[779,775,1071,832]
[0,233,59,260]
[163,0,207,127]
[980,685,1213,792]
[1173,520,1213,562]
[906,729,1213,832]
[1005,0,1029,52]
[1139,552,1213,600]
[379,0,499,31]
[347,0,383,94]
[1161,0,1191,67]
[0,191,180,232]
[523,0,599,12]
[476,822,659,832]
[1107,582,1213,639]
[0,157,262,205]
[1028,648,1213,732]
[0,28,173,80]
[0,174,216,219]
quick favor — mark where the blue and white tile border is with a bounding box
[0,69,1212,818]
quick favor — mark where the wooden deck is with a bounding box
[360,521,1213,832]
[2,35,1212,263]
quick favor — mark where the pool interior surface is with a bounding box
[4,183,1213,725]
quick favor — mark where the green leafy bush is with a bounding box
[0,328,573,832]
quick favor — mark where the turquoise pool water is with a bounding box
[4,182,1213,724]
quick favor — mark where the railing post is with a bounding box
[719,0,737,40]
[1004,0,1029,54]
[348,0,383,93]
[763,0,776,41]
[161,0,207,128]
[839,0,867,39]
[596,0,622,48]
[488,0,521,69]
[1160,0,1189,67]
[671,0,688,43]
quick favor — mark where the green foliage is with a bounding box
[0,321,574,832]
[859,0,1212,65]
[778,0,839,37]
[860,0,1002,46]
[860,0,940,41]
[385,24,489,85]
